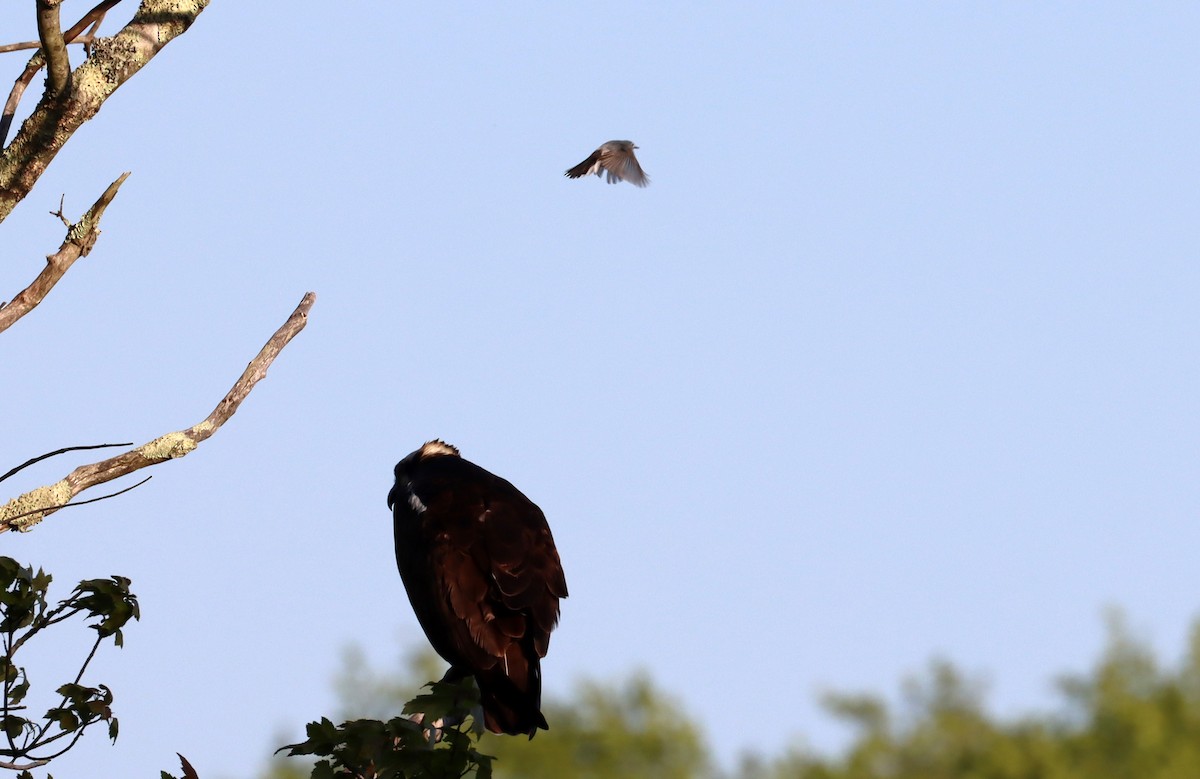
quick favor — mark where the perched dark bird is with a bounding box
[387,440,568,738]
[564,140,649,187]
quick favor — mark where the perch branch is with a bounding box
[0,292,316,533]
[0,171,128,335]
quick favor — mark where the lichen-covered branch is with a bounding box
[0,1,124,146]
[0,0,209,224]
[0,171,128,334]
[0,292,317,533]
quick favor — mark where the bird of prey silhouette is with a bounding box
[565,140,649,187]
[387,440,568,738]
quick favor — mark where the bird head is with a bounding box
[419,440,460,459]
[388,440,461,509]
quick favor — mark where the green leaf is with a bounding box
[401,676,480,722]
[74,575,140,640]
[2,713,28,739]
[55,709,79,732]
[0,558,48,633]
[10,675,30,706]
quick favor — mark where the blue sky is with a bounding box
[2,3,1199,777]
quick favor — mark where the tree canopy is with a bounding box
[259,613,1200,779]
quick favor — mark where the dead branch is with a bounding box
[0,292,317,533]
[1,476,152,526]
[0,36,97,56]
[0,757,49,772]
[59,0,122,44]
[0,58,43,152]
[0,0,209,222]
[0,171,129,335]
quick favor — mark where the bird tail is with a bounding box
[475,652,548,739]
[564,151,601,180]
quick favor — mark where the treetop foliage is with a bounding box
[259,614,1200,779]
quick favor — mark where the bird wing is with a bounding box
[417,462,566,668]
[474,494,567,656]
[601,148,649,187]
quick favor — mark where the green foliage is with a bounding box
[483,673,709,779]
[259,613,1200,779]
[262,647,708,779]
[0,556,139,774]
[737,613,1200,779]
[332,646,448,723]
[277,677,494,779]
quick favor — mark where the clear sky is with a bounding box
[2,3,1199,777]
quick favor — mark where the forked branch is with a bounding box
[0,0,123,145]
[0,172,129,334]
[0,0,210,222]
[0,292,317,533]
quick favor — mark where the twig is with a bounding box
[50,193,68,225]
[35,1,71,97]
[59,0,123,44]
[2,632,14,755]
[0,758,49,771]
[0,172,129,335]
[0,442,133,484]
[0,35,96,55]
[0,57,42,151]
[0,292,317,533]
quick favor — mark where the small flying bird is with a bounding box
[565,140,649,187]
[388,440,568,738]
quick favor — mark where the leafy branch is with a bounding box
[0,556,140,773]
[279,677,496,779]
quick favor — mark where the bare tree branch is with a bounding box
[0,0,210,223]
[35,1,71,97]
[0,57,44,152]
[0,292,317,534]
[0,171,129,334]
[1,476,152,526]
[0,0,122,148]
[0,757,49,771]
[0,0,122,139]
[0,35,96,56]
[59,0,124,43]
